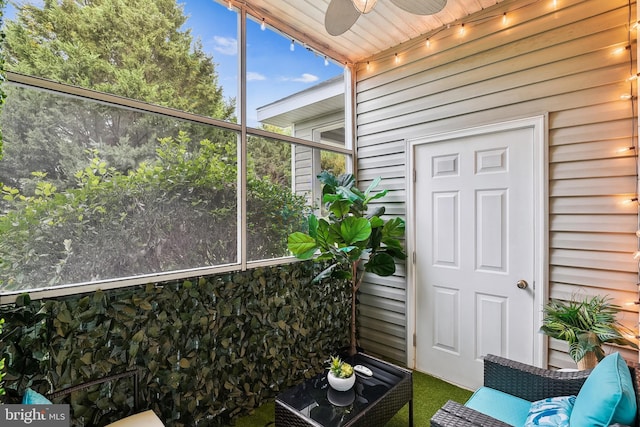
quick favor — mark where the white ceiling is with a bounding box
[232,0,507,63]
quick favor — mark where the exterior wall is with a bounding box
[355,0,638,367]
[292,111,345,205]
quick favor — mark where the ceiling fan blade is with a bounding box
[325,0,361,36]
[390,0,447,15]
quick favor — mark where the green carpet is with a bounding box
[231,370,472,426]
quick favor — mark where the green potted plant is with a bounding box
[540,295,638,369]
[326,355,354,391]
[288,172,406,356]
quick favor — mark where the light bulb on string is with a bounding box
[324,56,329,66]
[426,38,431,48]
[460,23,466,35]
[614,45,630,55]
[261,19,266,31]
[617,146,636,154]
[290,39,295,52]
[394,53,399,64]
[502,13,507,25]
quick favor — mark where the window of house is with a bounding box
[0,0,350,296]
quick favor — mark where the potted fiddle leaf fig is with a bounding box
[287,172,406,356]
[540,295,638,370]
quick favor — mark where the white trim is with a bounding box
[239,9,248,272]
[405,115,548,369]
[345,66,356,174]
[405,138,416,369]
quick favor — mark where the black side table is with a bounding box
[275,353,413,427]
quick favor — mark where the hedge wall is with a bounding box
[0,262,351,426]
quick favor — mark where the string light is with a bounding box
[394,53,399,64]
[617,146,636,153]
[290,39,295,52]
[624,197,639,205]
[426,38,431,48]
[261,18,266,31]
[460,23,466,35]
[502,12,507,25]
[324,56,329,66]
[614,46,631,55]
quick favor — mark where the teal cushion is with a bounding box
[570,352,637,426]
[525,395,575,426]
[465,386,531,426]
[22,388,52,404]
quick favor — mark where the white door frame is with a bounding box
[405,115,549,370]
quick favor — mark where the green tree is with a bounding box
[248,124,293,186]
[0,0,308,290]
[1,0,236,189]
[0,0,6,160]
[0,132,308,289]
[4,0,233,117]
[0,0,8,400]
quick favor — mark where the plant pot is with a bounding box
[327,371,355,391]
[577,351,598,370]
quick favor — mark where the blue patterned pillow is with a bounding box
[524,395,576,427]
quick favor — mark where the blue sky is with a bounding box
[189,0,343,126]
[3,0,344,127]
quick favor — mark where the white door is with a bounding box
[413,120,541,390]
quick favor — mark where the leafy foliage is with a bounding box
[0,130,307,290]
[1,0,235,190]
[0,263,350,426]
[540,295,638,363]
[288,172,406,355]
[0,0,312,291]
[3,0,234,119]
[0,0,5,161]
[0,0,7,396]
[328,355,353,378]
[0,318,4,399]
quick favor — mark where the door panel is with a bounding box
[414,124,537,389]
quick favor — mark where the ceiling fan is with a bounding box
[325,0,447,36]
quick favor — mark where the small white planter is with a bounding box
[327,371,355,391]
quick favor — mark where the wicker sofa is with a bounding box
[431,354,640,427]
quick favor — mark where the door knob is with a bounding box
[516,280,528,289]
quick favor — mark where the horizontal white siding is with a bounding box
[355,0,638,367]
